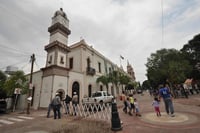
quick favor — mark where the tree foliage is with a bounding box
[0,71,7,98]
[146,48,192,88]
[119,73,131,90]
[96,75,110,91]
[96,70,133,93]
[3,71,28,97]
[181,33,200,79]
[142,80,151,90]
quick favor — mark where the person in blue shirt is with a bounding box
[159,84,175,117]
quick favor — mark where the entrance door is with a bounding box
[72,81,80,103]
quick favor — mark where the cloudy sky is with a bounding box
[0,0,200,83]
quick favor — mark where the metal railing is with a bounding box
[62,103,111,121]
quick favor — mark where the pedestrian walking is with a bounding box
[51,93,62,119]
[72,92,78,116]
[152,97,161,117]
[129,94,135,115]
[134,98,141,117]
[64,94,72,115]
[159,84,175,117]
[46,102,52,118]
[125,96,132,116]
[121,91,127,113]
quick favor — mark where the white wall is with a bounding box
[53,75,68,99]
[40,76,53,107]
[32,71,43,109]
[68,47,82,72]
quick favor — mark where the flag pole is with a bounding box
[120,56,122,67]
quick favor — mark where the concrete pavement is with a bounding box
[116,92,200,133]
[0,92,199,133]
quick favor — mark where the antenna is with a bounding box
[161,0,164,46]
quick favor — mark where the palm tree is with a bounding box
[109,71,120,94]
[96,75,110,92]
[119,74,131,91]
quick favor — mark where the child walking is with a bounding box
[152,97,161,117]
[129,94,135,115]
[126,97,132,116]
[134,98,141,117]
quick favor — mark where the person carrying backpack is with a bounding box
[64,94,72,115]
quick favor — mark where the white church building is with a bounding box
[27,8,135,109]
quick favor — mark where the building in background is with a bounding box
[5,66,18,75]
[27,8,136,109]
[127,61,136,81]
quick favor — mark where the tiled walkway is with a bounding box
[115,92,200,133]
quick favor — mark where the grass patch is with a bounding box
[52,119,112,133]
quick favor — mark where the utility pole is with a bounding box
[27,53,35,114]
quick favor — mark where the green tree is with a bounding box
[0,70,7,98]
[181,33,200,79]
[96,75,110,92]
[146,48,192,88]
[109,70,120,94]
[3,71,28,97]
[142,80,151,90]
[119,73,131,91]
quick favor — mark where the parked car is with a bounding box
[137,89,142,94]
[82,91,114,105]
[0,99,7,113]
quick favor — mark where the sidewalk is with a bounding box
[116,92,200,133]
[1,93,199,133]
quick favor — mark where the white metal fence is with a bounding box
[62,103,111,121]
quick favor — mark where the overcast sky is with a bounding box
[0,0,200,83]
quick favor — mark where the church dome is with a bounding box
[54,8,67,18]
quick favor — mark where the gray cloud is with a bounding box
[0,0,200,82]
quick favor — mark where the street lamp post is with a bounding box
[26,54,35,114]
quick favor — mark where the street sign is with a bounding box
[14,88,21,94]
[27,96,32,103]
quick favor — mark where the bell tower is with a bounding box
[40,8,71,108]
[44,8,71,68]
[127,61,136,81]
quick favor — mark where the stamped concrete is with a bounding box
[141,112,198,125]
[0,92,199,133]
[117,92,200,133]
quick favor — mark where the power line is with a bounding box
[20,62,31,70]
[0,43,46,59]
[34,60,41,70]
[0,57,30,70]
[0,44,30,56]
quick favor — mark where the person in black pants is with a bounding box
[47,103,52,118]
[64,94,72,114]
[51,93,61,119]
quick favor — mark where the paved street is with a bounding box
[0,92,199,133]
[0,115,34,126]
[117,92,200,133]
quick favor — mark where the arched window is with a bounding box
[88,84,92,97]
[100,85,103,91]
[72,81,80,103]
[87,57,91,67]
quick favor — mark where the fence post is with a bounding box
[111,102,122,131]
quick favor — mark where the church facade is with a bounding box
[27,8,136,109]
